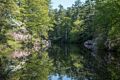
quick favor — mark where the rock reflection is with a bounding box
[0,44,120,80]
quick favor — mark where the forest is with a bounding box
[0,0,120,52]
[49,0,120,51]
[0,0,120,80]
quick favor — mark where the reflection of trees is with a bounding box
[9,51,53,80]
[0,56,10,80]
[49,44,120,80]
[82,49,120,80]
[0,44,120,80]
[48,44,93,79]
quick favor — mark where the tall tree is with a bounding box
[21,0,51,39]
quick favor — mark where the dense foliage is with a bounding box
[0,0,120,80]
[0,0,119,51]
[50,0,120,51]
[0,0,53,53]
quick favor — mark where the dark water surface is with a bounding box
[0,44,120,80]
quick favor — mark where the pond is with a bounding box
[0,44,120,80]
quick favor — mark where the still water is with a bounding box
[0,44,120,80]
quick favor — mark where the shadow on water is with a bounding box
[0,44,120,80]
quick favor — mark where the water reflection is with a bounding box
[48,44,93,80]
[49,74,71,80]
[0,49,53,80]
[48,44,120,80]
[0,44,120,80]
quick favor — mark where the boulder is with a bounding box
[84,40,94,49]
